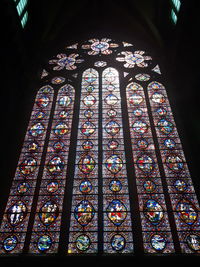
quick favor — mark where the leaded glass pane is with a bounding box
[0,86,54,254]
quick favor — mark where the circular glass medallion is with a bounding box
[53,122,69,136]
[143,180,156,193]
[79,180,92,194]
[174,179,187,192]
[157,119,174,135]
[136,154,155,173]
[85,85,95,93]
[36,95,49,108]
[39,200,59,226]
[17,182,30,195]
[82,140,94,150]
[105,120,120,136]
[47,156,64,175]
[19,157,37,175]
[80,121,96,137]
[137,139,149,149]
[74,200,95,226]
[7,201,27,226]
[133,108,143,117]
[29,122,45,137]
[84,109,94,118]
[76,235,91,252]
[129,93,144,105]
[176,199,197,225]
[106,84,115,91]
[59,110,69,119]
[165,154,184,172]
[107,140,119,150]
[105,155,123,174]
[151,234,166,252]
[151,92,165,103]
[186,234,200,251]
[27,141,39,152]
[78,154,96,174]
[111,234,126,252]
[144,199,164,225]
[34,111,46,120]
[46,181,59,193]
[107,199,127,226]
[83,95,96,107]
[58,96,72,107]
[107,109,117,118]
[164,138,176,149]
[132,120,148,134]
[104,94,118,106]
[155,107,167,116]
[53,141,64,152]
[3,235,18,252]
[109,180,122,192]
[37,235,52,252]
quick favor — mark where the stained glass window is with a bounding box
[13,0,29,28]
[0,85,54,253]
[0,38,200,256]
[68,69,99,253]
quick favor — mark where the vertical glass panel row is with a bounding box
[147,81,200,254]
[0,85,54,254]
[102,68,134,254]
[29,84,75,254]
[68,69,99,254]
[126,81,175,254]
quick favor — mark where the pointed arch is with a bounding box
[0,85,54,253]
[126,81,175,253]
[147,81,200,253]
[102,67,134,253]
[29,84,75,253]
[68,69,99,254]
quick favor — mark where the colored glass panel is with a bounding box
[68,69,99,254]
[147,81,200,253]
[126,81,175,253]
[29,84,75,253]
[0,85,54,254]
[102,68,134,253]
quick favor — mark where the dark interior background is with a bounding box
[1,0,200,265]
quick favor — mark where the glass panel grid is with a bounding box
[28,84,75,254]
[126,81,175,254]
[0,85,54,254]
[68,69,99,254]
[102,68,134,254]
[147,81,200,254]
